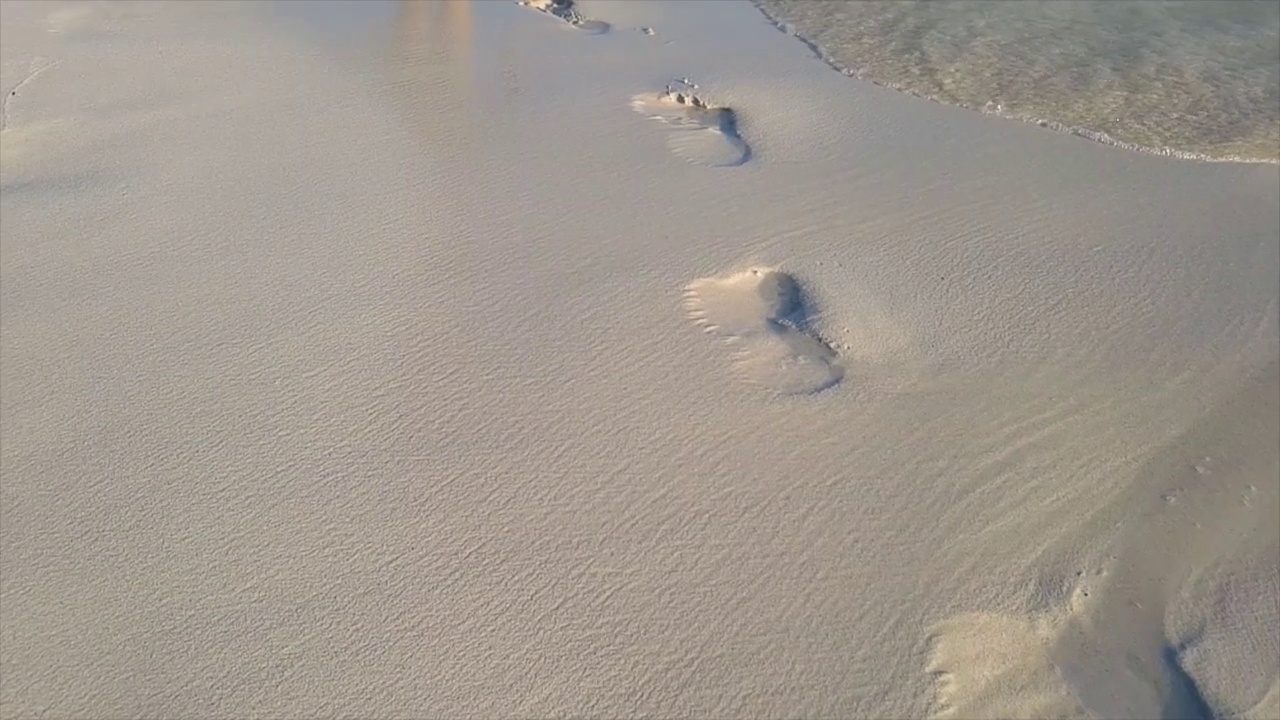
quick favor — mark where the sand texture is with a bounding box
[2,1,1277,718]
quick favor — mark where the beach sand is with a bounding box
[2,1,1277,717]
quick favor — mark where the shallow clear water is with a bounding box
[755,0,1280,162]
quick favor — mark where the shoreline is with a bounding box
[752,1,1280,166]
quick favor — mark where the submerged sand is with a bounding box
[2,1,1277,718]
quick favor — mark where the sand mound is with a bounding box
[927,602,1212,720]
[928,359,1280,720]
[926,612,1085,720]
[684,268,841,395]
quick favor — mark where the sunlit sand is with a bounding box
[2,1,1276,717]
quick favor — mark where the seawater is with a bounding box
[754,0,1279,163]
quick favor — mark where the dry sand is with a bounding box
[2,1,1277,718]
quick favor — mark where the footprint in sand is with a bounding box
[926,362,1280,720]
[632,81,750,167]
[684,267,842,395]
[517,0,609,34]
